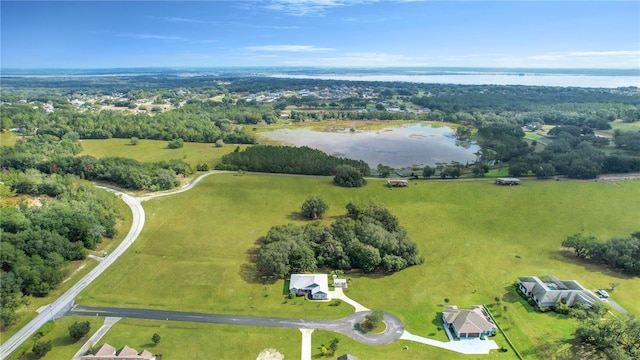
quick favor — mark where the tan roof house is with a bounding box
[442,305,496,339]
[80,343,155,360]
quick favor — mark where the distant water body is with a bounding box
[267,68,640,88]
[2,67,639,88]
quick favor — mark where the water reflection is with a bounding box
[261,123,481,168]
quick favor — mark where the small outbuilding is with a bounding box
[387,179,409,187]
[494,177,520,185]
[333,278,348,288]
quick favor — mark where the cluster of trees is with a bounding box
[333,164,367,187]
[500,125,640,179]
[570,302,639,360]
[1,135,188,190]
[0,181,121,330]
[613,130,640,153]
[422,163,464,179]
[562,232,640,274]
[257,202,422,278]
[216,145,370,176]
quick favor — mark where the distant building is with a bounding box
[80,343,155,360]
[442,305,496,339]
[387,179,409,187]
[518,276,600,308]
[289,274,329,300]
[494,177,520,185]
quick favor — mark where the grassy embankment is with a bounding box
[74,174,639,359]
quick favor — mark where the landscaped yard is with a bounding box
[77,174,639,358]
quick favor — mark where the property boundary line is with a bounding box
[483,305,524,360]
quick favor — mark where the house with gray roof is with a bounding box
[289,274,329,300]
[517,276,600,308]
[442,305,496,339]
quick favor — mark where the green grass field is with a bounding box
[0,131,20,147]
[77,174,640,359]
[78,138,249,167]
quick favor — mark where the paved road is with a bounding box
[68,305,405,346]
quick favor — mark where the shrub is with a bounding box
[301,196,329,220]
[69,320,91,340]
[32,340,52,358]
[167,138,184,149]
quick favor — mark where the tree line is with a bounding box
[562,232,640,275]
[216,145,370,176]
[257,202,422,278]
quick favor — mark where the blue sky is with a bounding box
[2,1,639,69]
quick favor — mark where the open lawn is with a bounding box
[78,139,249,168]
[79,174,640,359]
[0,131,20,147]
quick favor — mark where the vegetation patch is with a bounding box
[216,145,370,176]
[256,201,422,278]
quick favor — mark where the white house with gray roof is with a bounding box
[289,274,329,300]
[517,276,600,308]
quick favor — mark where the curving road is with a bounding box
[68,305,405,346]
[0,172,221,358]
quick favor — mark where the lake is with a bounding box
[268,72,640,88]
[260,123,481,168]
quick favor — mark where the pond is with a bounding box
[260,123,481,168]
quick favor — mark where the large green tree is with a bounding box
[301,196,329,220]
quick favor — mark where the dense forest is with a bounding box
[216,145,370,176]
[0,180,122,330]
[257,202,422,278]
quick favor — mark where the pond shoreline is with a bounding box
[259,122,480,168]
